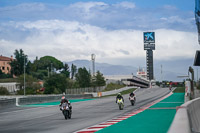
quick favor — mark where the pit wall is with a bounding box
[168,97,200,133]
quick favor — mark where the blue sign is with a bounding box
[144,32,155,43]
[195,0,200,44]
[195,0,200,14]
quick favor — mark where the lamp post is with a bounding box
[51,63,53,75]
[24,54,26,96]
[47,67,49,77]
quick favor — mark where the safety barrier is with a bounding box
[168,97,200,133]
[18,94,92,105]
[0,98,16,108]
[0,94,92,108]
[65,86,106,94]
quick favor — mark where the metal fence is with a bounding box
[65,86,106,94]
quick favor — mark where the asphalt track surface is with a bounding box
[0,87,171,133]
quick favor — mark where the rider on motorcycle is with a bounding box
[129,92,136,100]
[59,96,72,111]
[116,93,124,103]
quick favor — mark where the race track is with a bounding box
[0,87,170,133]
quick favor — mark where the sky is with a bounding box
[0,0,199,80]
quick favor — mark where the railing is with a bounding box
[65,86,106,94]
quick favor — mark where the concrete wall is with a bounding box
[168,97,200,133]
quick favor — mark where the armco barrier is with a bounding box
[0,98,16,109]
[0,94,92,108]
[168,97,200,133]
[18,94,93,105]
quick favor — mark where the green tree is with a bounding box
[17,74,40,95]
[44,74,68,94]
[75,67,91,88]
[29,56,63,80]
[61,63,70,78]
[93,71,106,86]
[71,64,77,79]
[30,56,39,72]
[31,70,48,80]
[37,56,64,71]
[0,69,12,79]
[10,49,29,76]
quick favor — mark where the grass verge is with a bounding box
[173,87,185,93]
[103,83,126,92]
[101,88,136,98]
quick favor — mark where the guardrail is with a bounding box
[65,86,106,94]
[168,97,200,133]
[0,98,16,108]
[0,94,93,109]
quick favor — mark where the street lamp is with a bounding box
[24,54,26,96]
[51,63,53,75]
[47,67,49,77]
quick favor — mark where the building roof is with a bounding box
[0,55,12,61]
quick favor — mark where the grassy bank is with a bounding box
[102,88,136,97]
[103,83,125,92]
[173,87,185,93]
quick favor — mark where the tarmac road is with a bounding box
[0,87,170,133]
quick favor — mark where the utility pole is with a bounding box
[24,54,26,96]
[161,64,163,82]
[91,54,96,77]
[197,68,199,82]
[51,63,53,75]
[47,67,49,77]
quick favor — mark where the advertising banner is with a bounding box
[144,32,155,44]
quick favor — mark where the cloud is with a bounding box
[69,2,108,12]
[114,2,136,9]
[0,1,195,31]
[0,20,198,64]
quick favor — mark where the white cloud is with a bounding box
[0,20,199,65]
[0,1,195,32]
[114,2,136,9]
[69,2,108,12]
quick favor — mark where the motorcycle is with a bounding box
[129,96,136,106]
[117,98,124,110]
[60,102,71,120]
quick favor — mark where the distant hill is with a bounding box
[66,60,138,75]
[66,60,184,81]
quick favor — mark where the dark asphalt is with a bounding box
[0,87,171,133]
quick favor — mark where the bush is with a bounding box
[0,87,9,95]
[0,78,18,83]
[16,88,36,95]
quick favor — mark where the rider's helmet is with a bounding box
[61,96,65,100]
[118,93,121,96]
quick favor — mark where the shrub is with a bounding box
[0,87,9,95]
